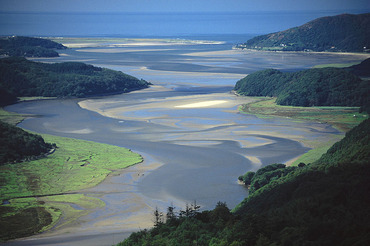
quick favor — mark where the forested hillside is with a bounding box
[0,121,55,165]
[236,13,370,52]
[0,36,66,57]
[234,66,370,112]
[119,118,370,246]
[0,57,150,105]
[346,57,370,76]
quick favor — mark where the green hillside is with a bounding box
[0,57,150,105]
[0,121,54,165]
[236,13,370,52]
[234,66,370,112]
[119,118,370,246]
[0,36,66,57]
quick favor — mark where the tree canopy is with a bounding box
[234,66,370,111]
[0,36,66,57]
[0,57,150,104]
[236,13,370,52]
[0,120,55,165]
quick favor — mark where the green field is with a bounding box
[312,62,360,68]
[240,98,368,166]
[0,109,143,241]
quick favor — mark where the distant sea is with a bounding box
[0,10,369,43]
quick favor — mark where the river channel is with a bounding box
[5,38,367,245]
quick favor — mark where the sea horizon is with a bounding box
[1,10,369,39]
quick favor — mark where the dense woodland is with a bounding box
[0,57,150,105]
[234,65,370,112]
[119,118,370,246]
[0,36,66,57]
[236,13,370,52]
[0,121,55,165]
[345,57,370,77]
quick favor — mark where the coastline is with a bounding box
[3,38,364,245]
[233,47,370,58]
[237,97,368,165]
[2,85,343,245]
[0,126,147,244]
[78,85,340,169]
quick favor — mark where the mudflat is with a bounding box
[5,38,363,246]
[6,84,340,246]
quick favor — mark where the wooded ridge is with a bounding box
[236,13,370,52]
[0,57,151,105]
[0,120,55,165]
[234,63,370,113]
[0,36,66,57]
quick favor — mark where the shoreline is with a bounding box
[237,97,368,165]
[2,86,339,245]
[2,39,361,245]
[0,129,147,244]
[233,47,370,57]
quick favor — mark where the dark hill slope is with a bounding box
[233,118,370,245]
[238,13,370,52]
[234,67,369,109]
[0,57,150,104]
[346,57,370,76]
[0,121,54,165]
[0,36,67,57]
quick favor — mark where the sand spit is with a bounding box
[175,100,228,108]
[53,37,225,49]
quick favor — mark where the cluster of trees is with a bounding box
[236,13,370,52]
[0,57,150,104]
[234,66,370,112]
[346,57,370,77]
[121,201,235,246]
[0,120,55,165]
[0,88,17,106]
[119,118,370,245]
[0,36,66,57]
[238,163,299,194]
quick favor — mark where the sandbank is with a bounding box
[175,100,228,108]
[53,37,225,49]
[7,85,337,246]
[7,38,352,246]
[76,48,174,53]
[183,49,246,57]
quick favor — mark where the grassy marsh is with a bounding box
[0,108,143,240]
[312,62,360,68]
[240,98,367,132]
[239,97,368,166]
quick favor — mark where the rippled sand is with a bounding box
[5,38,352,246]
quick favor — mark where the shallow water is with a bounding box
[7,87,336,210]
[4,40,355,245]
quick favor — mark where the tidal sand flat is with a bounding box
[4,38,354,245]
[32,37,369,81]
[5,84,341,246]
